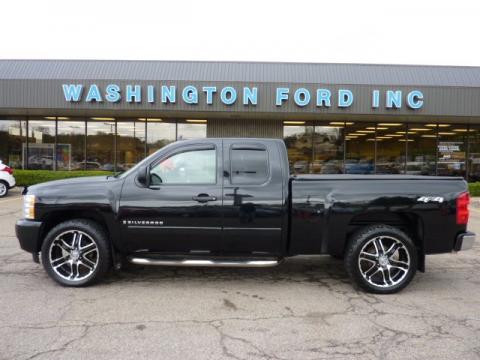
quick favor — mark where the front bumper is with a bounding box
[15,219,42,253]
[454,232,476,251]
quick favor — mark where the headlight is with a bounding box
[23,195,36,220]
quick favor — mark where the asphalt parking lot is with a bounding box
[0,188,479,360]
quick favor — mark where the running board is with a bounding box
[127,256,282,268]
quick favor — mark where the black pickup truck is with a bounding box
[16,138,475,293]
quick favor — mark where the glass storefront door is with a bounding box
[27,118,56,170]
[87,118,116,171]
[437,125,467,177]
[57,118,85,170]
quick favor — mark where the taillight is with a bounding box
[456,192,470,225]
[1,166,13,175]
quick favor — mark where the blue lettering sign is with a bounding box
[316,89,331,107]
[220,87,237,105]
[105,84,121,103]
[126,85,141,103]
[85,84,102,102]
[202,86,217,105]
[60,84,425,111]
[147,85,155,103]
[372,90,380,108]
[182,85,198,104]
[276,88,289,106]
[243,87,258,105]
[294,88,311,107]
[62,84,83,102]
[407,90,424,109]
[338,89,353,107]
[161,86,176,103]
[386,90,402,108]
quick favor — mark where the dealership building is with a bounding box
[1,59,480,179]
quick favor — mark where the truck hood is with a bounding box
[25,175,119,196]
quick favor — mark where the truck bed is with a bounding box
[289,175,468,256]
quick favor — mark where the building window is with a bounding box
[86,118,116,171]
[27,118,56,170]
[117,118,146,170]
[0,117,26,169]
[146,119,176,155]
[57,118,86,170]
[0,116,476,180]
[313,124,344,174]
[0,116,205,172]
[178,120,207,140]
[375,123,407,174]
[283,121,472,178]
[283,124,314,174]
[345,122,375,174]
[407,124,437,175]
[283,122,344,175]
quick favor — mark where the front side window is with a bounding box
[230,148,269,185]
[150,148,216,185]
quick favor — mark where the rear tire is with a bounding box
[41,219,111,287]
[0,181,8,197]
[344,225,417,294]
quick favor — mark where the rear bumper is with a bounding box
[454,232,476,251]
[2,173,16,188]
[16,219,42,253]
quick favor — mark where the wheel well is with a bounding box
[345,212,425,271]
[39,210,111,250]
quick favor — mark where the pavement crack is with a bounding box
[23,325,89,360]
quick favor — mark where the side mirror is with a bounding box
[136,165,150,187]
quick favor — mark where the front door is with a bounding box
[222,140,284,255]
[118,141,224,253]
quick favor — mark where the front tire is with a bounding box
[344,225,417,294]
[41,219,111,286]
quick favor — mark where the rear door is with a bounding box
[222,140,284,255]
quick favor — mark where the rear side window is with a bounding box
[230,147,269,185]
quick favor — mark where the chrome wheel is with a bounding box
[358,235,410,288]
[0,182,7,197]
[48,230,99,282]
